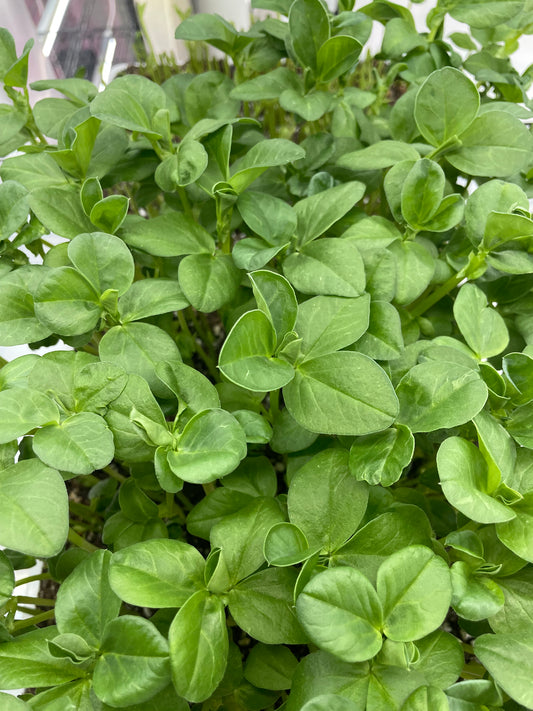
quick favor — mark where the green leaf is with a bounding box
[447,111,533,177]
[93,616,169,707]
[245,643,298,691]
[167,408,247,484]
[33,412,114,476]
[333,506,434,586]
[264,522,319,566]
[0,268,53,346]
[296,294,370,359]
[0,28,17,79]
[414,67,479,147]
[389,241,435,306]
[0,628,85,689]
[294,181,366,245]
[354,300,404,361]
[155,361,220,414]
[400,159,445,229]
[0,549,14,607]
[0,387,59,444]
[219,310,295,392]
[68,232,135,296]
[337,141,420,171]
[105,374,166,463]
[28,186,94,239]
[120,213,215,257]
[473,408,516,483]
[284,351,399,436]
[155,139,208,190]
[296,566,383,662]
[401,686,449,711]
[186,488,254,541]
[175,13,238,54]
[0,693,29,710]
[489,567,533,634]
[0,152,69,191]
[449,1,526,29]
[317,35,362,82]
[169,590,228,703]
[349,425,414,487]
[396,362,488,433]
[233,409,272,443]
[301,696,359,711]
[507,401,533,448]
[211,497,284,584]
[289,0,330,70]
[72,361,128,413]
[34,267,102,337]
[496,492,533,562]
[413,630,463,689]
[475,633,533,708]
[280,88,334,121]
[55,549,120,648]
[465,179,529,245]
[249,269,298,346]
[109,538,205,608]
[271,407,318,453]
[90,75,167,137]
[80,176,103,216]
[453,283,509,358]
[288,449,368,552]
[178,253,241,312]
[503,352,533,405]
[0,459,67,557]
[99,322,181,398]
[284,239,366,297]
[27,351,95,413]
[450,561,504,621]
[0,180,29,240]
[228,567,306,644]
[436,437,515,524]
[231,67,302,101]
[119,279,188,322]
[482,210,533,251]
[237,190,297,245]
[229,138,305,193]
[89,195,129,234]
[377,545,452,642]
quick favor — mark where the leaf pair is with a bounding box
[297,545,452,662]
[415,67,533,177]
[219,270,399,435]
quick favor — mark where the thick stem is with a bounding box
[12,609,55,631]
[68,528,99,553]
[408,252,486,318]
[14,572,52,588]
[16,596,56,607]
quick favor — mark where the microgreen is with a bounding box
[1,0,533,707]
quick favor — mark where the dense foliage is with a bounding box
[1,0,533,708]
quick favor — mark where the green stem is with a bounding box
[269,389,280,420]
[14,573,52,588]
[67,528,99,553]
[408,272,465,319]
[178,309,193,340]
[69,501,101,523]
[408,252,486,318]
[177,491,194,511]
[178,186,193,217]
[103,465,126,483]
[12,609,55,631]
[16,596,56,607]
